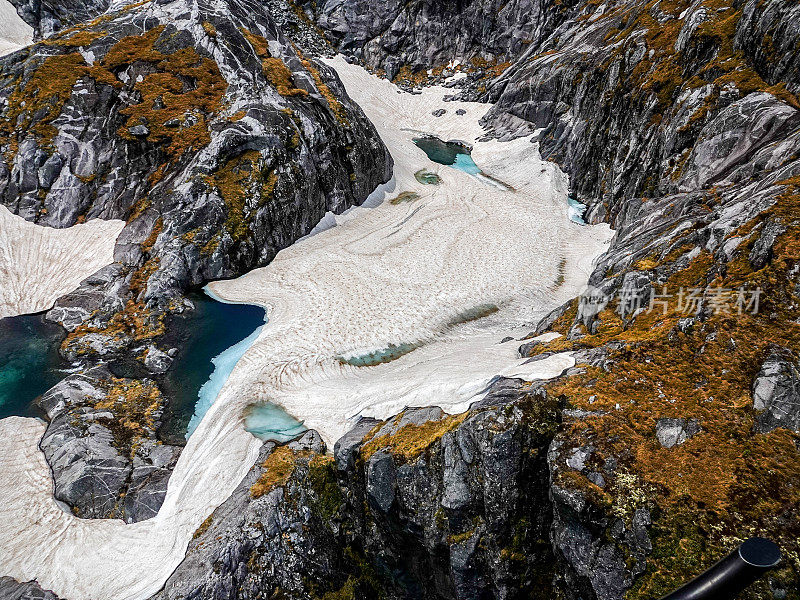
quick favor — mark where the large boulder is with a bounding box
[36,366,181,522]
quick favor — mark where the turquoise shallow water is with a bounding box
[0,313,65,419]
[413,136,481,175]
[567,197,588,225]
[0,292,304,441]
[243,402,307,443]
[452,152,481,175]
[184,318,265,438]
[338,342,420,367]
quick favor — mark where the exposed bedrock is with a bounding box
[152,378,564,600]
[0,577,63,600]
[0,0,391,521]
[472,0,800,597]
[2,0,799,596]
[482,0,800,228]
[35,366,181,522]
[301,0,575,81]
[7,0,111,40]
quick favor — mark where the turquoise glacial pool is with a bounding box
[171,290,305,443]
[413,136,481,175]
[337,342,421,367]
[0,313,65,419]
[1,291,306,444]
[243,402,307,443]
[567,197,588,225]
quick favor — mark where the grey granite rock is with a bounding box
[333,416,381,471]
[366,450,397,513]
[304,0,570,80]
[752,349,800,434]
[36,367,181,522]
[143,345,173,375]
[0,578,62,600]
[151,436,385,600]
[549,437,653,600]
[3,0,392,349]
[655,418,702,448]
[8,0,111,39]
[155,383,562,600]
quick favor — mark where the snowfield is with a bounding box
[0,0,32,56]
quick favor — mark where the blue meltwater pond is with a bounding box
[0,291,305,442]
[0,313,65,419]
[413,136,481,175]
[243,403,307,443]
[148,289,306,442]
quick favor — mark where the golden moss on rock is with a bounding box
[242,28,309,97]
[298,54,348,126]
[114,37,228,159]
[539,183,800,595]
[192,514,213,539]
[205,149,278,242]
[94,377,163,455]
[41,30,107,48]
[251,446,309,498]
[0,53,90,158]
[0,24,228,165]
[360,412,469,463]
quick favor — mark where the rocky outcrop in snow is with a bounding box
[36,366,181,522]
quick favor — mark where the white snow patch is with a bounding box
[0,206,124,318]
[0,0,32,56]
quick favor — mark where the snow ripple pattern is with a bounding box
[0,206,124,319]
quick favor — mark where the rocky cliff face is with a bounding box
[477,0,800,597]
[301,0,574,83]
[153,378,563,600]
[36,366,180,522]
[0,576,61,600]
[1,0,391,521]
[8,0,111,40]
[298,0,800,596]
[482,0,800,226]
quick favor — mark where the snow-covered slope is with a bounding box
[0,0,31,56]
[0,206,124,318]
